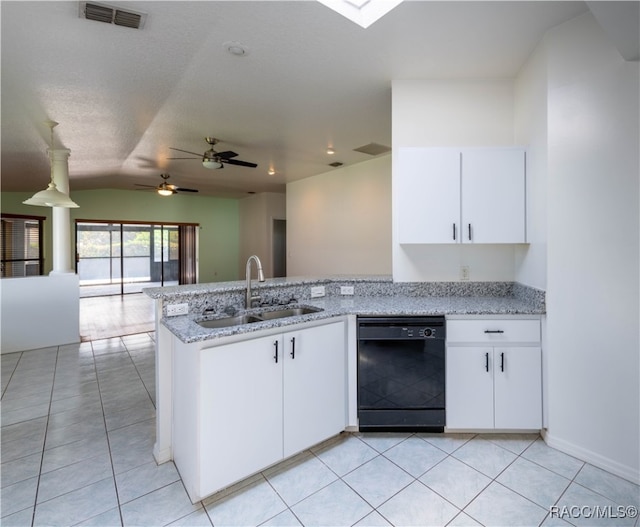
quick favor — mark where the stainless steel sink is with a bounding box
[256,306,323,320]
[196,305,323,329]
[197,314,263,329]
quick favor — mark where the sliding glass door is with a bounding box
[76,221,193,297]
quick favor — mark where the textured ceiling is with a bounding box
[1,1,593,198]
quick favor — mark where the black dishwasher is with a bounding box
[357,316,445,432]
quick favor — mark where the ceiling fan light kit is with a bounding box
[135,173,199,196]
[168,137,258,169]
[202,158,223,170]
[157,186,174,197]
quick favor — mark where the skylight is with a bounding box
[317,0,404,28]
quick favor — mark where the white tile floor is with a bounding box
[2,335,639,527]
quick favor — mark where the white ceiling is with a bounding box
[0,0,611,198]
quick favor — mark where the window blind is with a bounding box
[1,214,45,277]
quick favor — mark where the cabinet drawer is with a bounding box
[447,319,540,344]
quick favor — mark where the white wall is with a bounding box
[391,80,520,282]
[1,275,80,353]
[514,42,549,291]
[544,13,639,483]
[287,156,392,276]
[238,192,286,279]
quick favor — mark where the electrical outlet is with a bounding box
[340,285,354,295]
[460,265,470,281]
[167,303,189,316]
[310,286,326,298]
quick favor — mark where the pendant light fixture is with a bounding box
[23,121,79,208]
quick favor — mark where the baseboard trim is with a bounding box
[153,444,172,465]
[542,430,640,485]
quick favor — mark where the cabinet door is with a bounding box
[494,347,542,429]
[461,149,526,243]
[200,335,284,495]
[283,322,346,457]
[396,148,461,244]
[446,346,494,429]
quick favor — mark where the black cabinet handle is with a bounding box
[484,330,505,334]
[273,340,279,363]
[453,223,456,241]
[468,223,472,241]
[290,337,296,359]
[485,352,489,372]
[500,352,505,372]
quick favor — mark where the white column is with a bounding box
[49,148,75,274]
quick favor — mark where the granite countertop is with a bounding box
[162,292,544,344]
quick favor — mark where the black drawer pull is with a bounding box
[500,352,505,372]
[273,340,279,363]
[484,330,505,334]
[453,223,456,240]
[290,337,296,359]
[485,352,489,372]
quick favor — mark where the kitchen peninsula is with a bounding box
[145,276,545,502]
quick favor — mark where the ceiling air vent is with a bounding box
[79,2,147,29]
[329,162,344,168]
[353,142,391,156]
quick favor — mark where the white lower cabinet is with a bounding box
[174,319,346,502]
[200,333,284,496]
[446,318,542,430]
[282,324,346,457]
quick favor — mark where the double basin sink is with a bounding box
[197,306,323,329]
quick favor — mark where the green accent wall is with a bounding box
[1,189,240,283]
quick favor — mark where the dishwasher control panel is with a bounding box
[358,316,445,340]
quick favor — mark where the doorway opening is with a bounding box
[272,218,287,278]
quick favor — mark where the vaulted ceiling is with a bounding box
[4,1,627,198]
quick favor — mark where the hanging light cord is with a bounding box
[46,120,59,186]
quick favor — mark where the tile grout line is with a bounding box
[90,340,126,527]
[456,436,544,526]
[30,345,61,527]
[1,350,22,400]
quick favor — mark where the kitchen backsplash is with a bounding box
[148,277,545,318]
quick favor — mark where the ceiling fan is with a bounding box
[135,173,199,196]
[167,137,258,169]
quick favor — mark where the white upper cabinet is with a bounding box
[461,149,526,243]
[396,148,461,244]
[396,147,526,244]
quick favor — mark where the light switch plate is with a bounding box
[167,303,189,316]
[310,286,326,298]
[340,285,354,295]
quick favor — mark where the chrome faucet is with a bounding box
[245,255,265,308]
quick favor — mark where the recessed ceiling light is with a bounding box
[326,147,335,155]
[223,41,249,57]
[268,168,275,176]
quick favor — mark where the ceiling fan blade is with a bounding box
[222,158,258,168]
[167,157,200,160]
[135,183,157,188]
[216,150,239,159]
[175,187,199,193]
[169,147,202,157]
